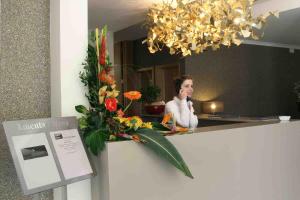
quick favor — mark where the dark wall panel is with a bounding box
[186,45,300,117]
[132,38,300,117]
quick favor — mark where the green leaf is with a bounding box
[75,105,88,115]
[79,117,88,129]
[136,129,193,179]
[102,25,107,37]
[151,122,170,131]
[85,129,106,155]
[139,85,161,103]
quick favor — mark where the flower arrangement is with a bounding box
[75,26,193,178]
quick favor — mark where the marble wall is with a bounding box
[0,0,52,199]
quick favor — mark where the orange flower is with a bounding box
[176,126,189,132]
[117,109,124,117]
[99,70,115,85]
[132,135,141,142]
[124,91,141,100]
[162,113,172,124]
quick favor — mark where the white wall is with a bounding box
[51,0,89,118]
[50,0,90,200]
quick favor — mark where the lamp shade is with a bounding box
[202,101,224,114]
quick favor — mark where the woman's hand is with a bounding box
[179,89,188,100]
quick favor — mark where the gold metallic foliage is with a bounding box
[144,0,278,56]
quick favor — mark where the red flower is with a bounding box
[100,35,106,65]
[105,98,117,112]
[99,26,107,66]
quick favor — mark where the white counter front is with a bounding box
[91,121,300,200]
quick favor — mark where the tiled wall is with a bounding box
[0,0,52,199]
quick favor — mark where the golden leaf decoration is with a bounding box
[145,0,278,56]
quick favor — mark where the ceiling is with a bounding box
[88,0,160,31]
[88,0,280,31]
[89,0,300,48]
[259,7,300,46]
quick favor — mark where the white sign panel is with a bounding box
[50,129,93,180]
[12,133,61,189]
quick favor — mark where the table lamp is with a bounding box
[202,101,224,115]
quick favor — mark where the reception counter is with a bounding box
[91,120,300,200]
[141,113,280,127]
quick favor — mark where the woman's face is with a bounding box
[181,79,193,97]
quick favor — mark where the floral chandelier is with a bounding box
[145,0,278,56]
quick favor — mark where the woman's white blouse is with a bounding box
[165,96,198,128]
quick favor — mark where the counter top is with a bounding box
[192,119,298,135]
[197,114,280,123]
[141,113,281,123]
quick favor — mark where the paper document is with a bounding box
[50,129,92,180]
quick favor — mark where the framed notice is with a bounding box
[2,117,93,195]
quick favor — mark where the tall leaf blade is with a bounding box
[86,129,106,155]
[136,129,193,178]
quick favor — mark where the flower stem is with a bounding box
[123,100,132,113]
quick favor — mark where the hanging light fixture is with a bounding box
[144,0,278,56]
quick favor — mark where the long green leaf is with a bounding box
[136,129,193,178]
[85,129,106,155]
[151,122,170,131]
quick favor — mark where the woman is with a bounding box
[165,75,198,129]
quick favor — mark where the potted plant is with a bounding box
[140,85,165,115]
[294,81,300,112]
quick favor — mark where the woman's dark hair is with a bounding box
[174,75,193,94]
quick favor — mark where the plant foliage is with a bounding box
[76,26,193,178]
